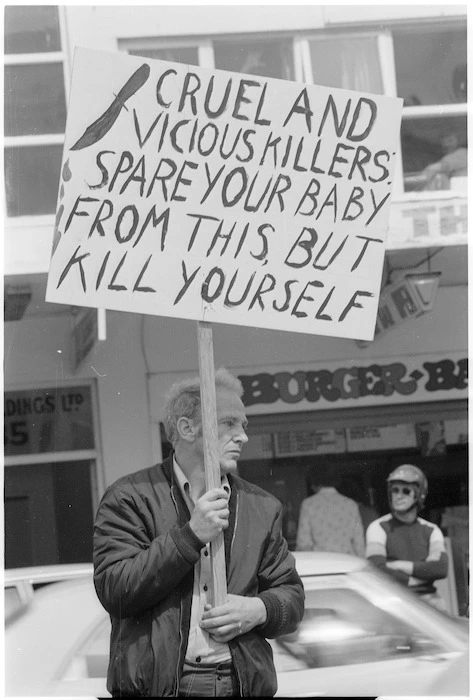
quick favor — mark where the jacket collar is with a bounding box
[162,452,175,485]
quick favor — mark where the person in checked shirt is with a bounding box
[296,470,365,556]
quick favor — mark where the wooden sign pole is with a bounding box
[197,320,227,606]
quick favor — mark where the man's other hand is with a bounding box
[200,594,267,642]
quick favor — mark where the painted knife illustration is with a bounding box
[70,63,151,151]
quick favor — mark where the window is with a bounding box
[5,13,462,219]
[4,386,95,456]
[301,25,467,195]
[124,20,466,197]
[5,583,31,624]
[4,5,67,218]
[5,145,64,216]
[4,384,99,567]
[128,46,199,66]
[305,35,384,95]
[393,25,467,193]
[5,5,61,53]
[125,35,295,81]
[213,37,295,81]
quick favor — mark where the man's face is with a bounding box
[195,387,248,475]
[390,481,417,513]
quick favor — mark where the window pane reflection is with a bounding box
[273,587,441,670]
[308,37,383,94]
[5,587,25,623]
[4,386,95,456]
[214,39,294,81]
[5,145,63,216]
[394,28,467,106]
[5,5,61,54]
[402,115,467,192]
[128,47,199,66]
[5,63,67,136]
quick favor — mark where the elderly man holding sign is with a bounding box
[93,367,304,697]
[46,44,403,700]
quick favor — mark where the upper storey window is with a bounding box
[393,25,467,192]
[4,5,67,217]
[306,35,383,95]
[213,37,295,81]
[4,12,467,222]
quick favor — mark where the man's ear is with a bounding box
[176,416,199,443]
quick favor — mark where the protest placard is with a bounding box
[46,47,403,341]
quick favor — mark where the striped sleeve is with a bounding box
[411,521,449,582]
[426,522,447,560]
[365,519,387,559]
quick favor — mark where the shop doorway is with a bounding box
[4,460,95,568]
[238,445,468,547]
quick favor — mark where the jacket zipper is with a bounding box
[230,491,239,556]
[233,652,244,696]
[229,492,244,696]
[174,598,186,696]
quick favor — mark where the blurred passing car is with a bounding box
[5,553,469,697]
[273,553,468,697]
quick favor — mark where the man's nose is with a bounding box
[235,427,249,444]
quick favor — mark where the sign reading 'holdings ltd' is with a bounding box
[46,48,403,340]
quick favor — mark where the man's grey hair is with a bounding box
[163,367,243,447]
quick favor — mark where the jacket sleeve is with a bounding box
[93,481,203,618]
[255,504,305,639]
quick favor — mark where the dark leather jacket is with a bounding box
[93,455,304,697]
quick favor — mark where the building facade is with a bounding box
[4,2,468,610]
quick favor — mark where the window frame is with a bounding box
[120,31,302,76]
[125,26,466,197]
[5,17,467,223]
[4,5,70,223]
[391,19,467,192]
[3,378,104,514]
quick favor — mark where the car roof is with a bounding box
[4,554,366,584]
[293,551,367,577]
[4,563,94,585]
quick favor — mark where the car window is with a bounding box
[61,617,111,681]
[5,586,26,623]
[5,582,33,624]
[273,586,443,670]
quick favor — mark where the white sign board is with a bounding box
[46,47,403,340]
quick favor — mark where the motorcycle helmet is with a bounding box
[387,464,428,511]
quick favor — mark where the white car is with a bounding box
[5,552,469,697]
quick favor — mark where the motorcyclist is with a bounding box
[365,464,448,610]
